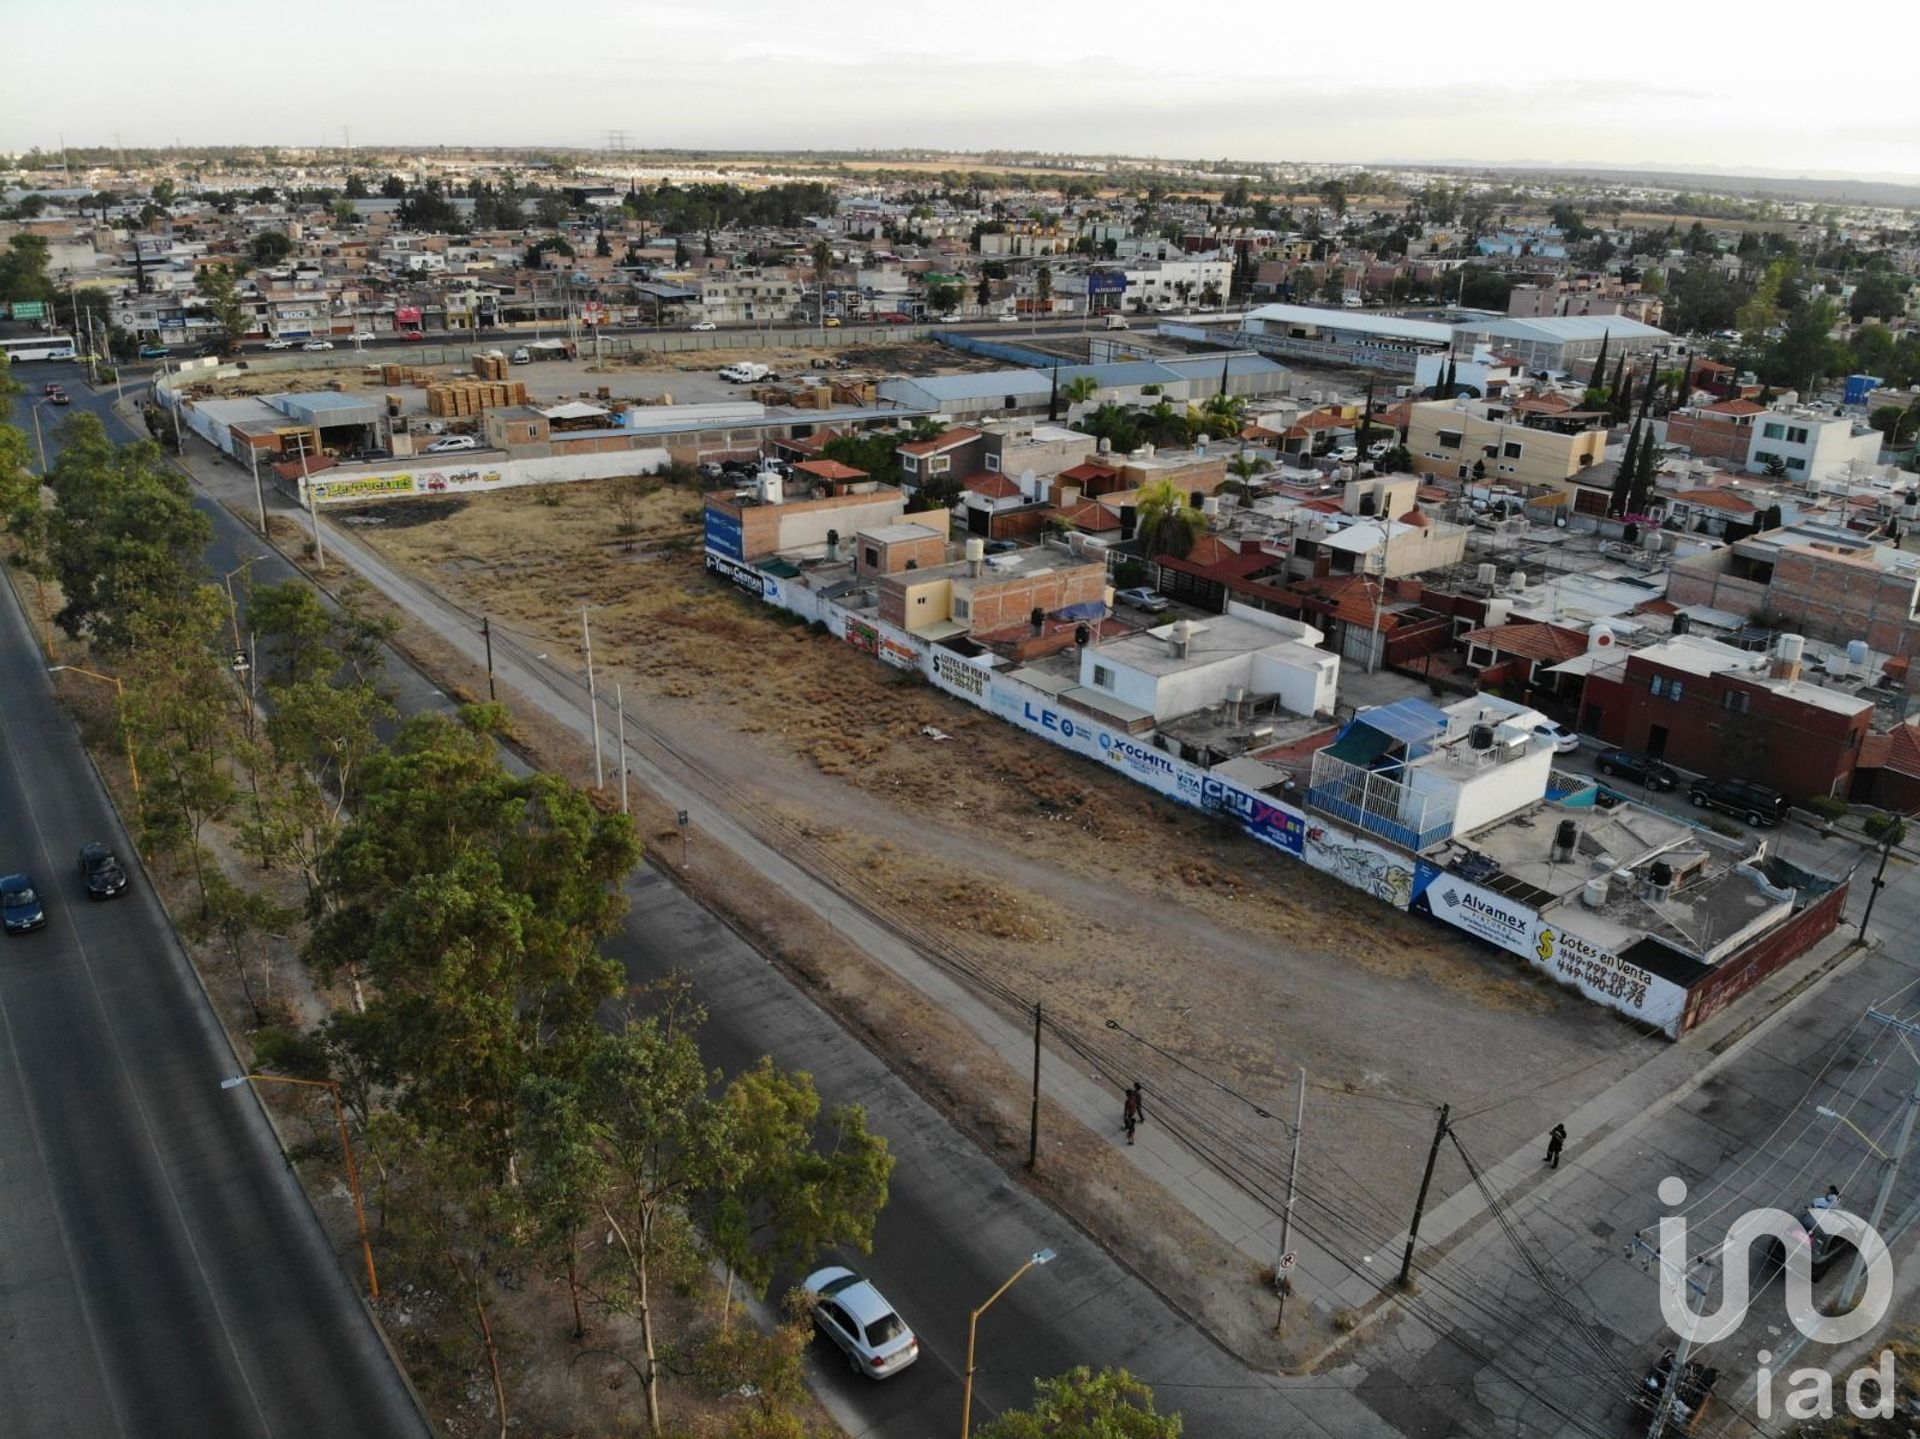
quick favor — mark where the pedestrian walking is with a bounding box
[1122,1083,1145,1146]
[1545,1122,1567,1170]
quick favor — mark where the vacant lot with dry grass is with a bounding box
[338,474,1664,1350]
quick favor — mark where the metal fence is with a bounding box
[1305,751,1455,852]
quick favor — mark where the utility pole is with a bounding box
[1857,816,1909,938]
[481,615,496,700]
[246,443,267,535]
[1026,1002,1043,1171]
[582,604,603,789]
[1622,1223,1712,1439]
[616,683,628,814]
[300,440,326,571]
[1276,1066,1306,1331]
[1398,1103,1450,1288]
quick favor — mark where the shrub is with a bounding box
[1702,814,1745,839]
[1805,794,1847,820]
[1864,813,1907,846]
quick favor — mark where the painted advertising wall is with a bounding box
[1410,862,1688,1034]
[302,447,672,507]
[702,536,1801,1041]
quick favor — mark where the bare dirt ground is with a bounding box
[333,475,1669,1360]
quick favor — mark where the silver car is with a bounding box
[802,1267,919,1379]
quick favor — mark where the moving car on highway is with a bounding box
[78,843,129,900]
[1,873,47,934]
[802,1267,919,1379]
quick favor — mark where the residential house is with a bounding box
[1403,394,1610,507]
[1746,408,1883,483]
[1571,633,1876,800]
[875,547,1107,638]
[1666,399,1766,467]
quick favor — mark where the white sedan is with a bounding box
[689,320,717,331]
[347,330,377,343]
[302,340,335,351]
[802,1267,919,1379]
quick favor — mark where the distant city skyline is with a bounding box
[4,0,1915,186]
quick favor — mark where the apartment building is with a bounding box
[1745,408,1883,482]
[1403,395,1608,499]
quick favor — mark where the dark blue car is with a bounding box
[1,873,47,934]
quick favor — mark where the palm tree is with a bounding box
[1062,376,1100,407]
[1195,391,1248,440]
[1226,451,1272,486]
[1134,478,1206,558]
[1143,400,1186,447]
[811,238,832,327]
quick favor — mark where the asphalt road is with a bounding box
[1,375,431,1439]
[11,366,1388,1434]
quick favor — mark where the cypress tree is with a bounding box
[1626,424,1658,514]
[1613,421,1641,516]
[1639,357,1660,414]
[1591,329,1611,395]
[1608,353,1628,420]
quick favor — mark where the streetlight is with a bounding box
[47,665,141,799]
[1815,1104,1892,1160]
[221,1073,380,1299]
[961,1247,1057,1439]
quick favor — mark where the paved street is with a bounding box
[1,371,431,1439]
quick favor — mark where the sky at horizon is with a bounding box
[4,1,1915,184]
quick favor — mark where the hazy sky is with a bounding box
[5,0,1916,181]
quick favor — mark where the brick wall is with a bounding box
[1666,412,1754,466]
[1770,548,1920,661]
[962,566,1108,633]
[1679,883,1848,1036]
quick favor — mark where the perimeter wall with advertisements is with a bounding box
[716,544,1841,1039]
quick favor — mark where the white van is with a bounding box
[1104,315,1129,331]
[510,347,531,364]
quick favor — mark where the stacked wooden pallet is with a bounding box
[425,380,530,417]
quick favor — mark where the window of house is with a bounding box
[952,595,970,619]
[928,456,950,474]
[1722,690,1750,713]
[1503,441,1523,459]
[1092,664,1114,689]
[985,454,1000,471]
[1786,426,1809,445]
[1438,430,1462,450]
[1651,674,1683,699]
[1754,450,1778,467]
[1786,457,1805,470]
[863,546,879,568]
[901,454,918,473]
[1763,422,1785,440]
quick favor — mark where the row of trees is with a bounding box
[0,398,904,1437]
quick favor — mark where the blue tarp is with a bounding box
[1352,697,1449,756]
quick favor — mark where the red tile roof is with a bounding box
[1050,499,1120,530]
[963,471,1022,499]
[793,458,866,482]
[1883,724,1920,780]
[1058,462,1119,483]
[1702,399,1767,416]
[898,426,981,457]
[1459,621,1588,665]
[1668,487,1757,514]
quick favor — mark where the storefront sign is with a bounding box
[705,551,765,595]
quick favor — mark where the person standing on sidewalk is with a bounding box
[1545,1122,1567,1170]
[1122,1083,1145,1146]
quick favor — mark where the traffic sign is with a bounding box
[1279,1252,1297,1270]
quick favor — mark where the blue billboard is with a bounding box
[1085,272,1128,296]
[704,507,744,561]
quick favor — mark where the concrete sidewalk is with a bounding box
[156,413,1881,1350]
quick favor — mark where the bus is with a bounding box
[0,334,78,363]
